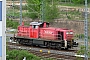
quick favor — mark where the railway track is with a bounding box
[29,50,77,60]
[7,42,77,52]
[7,42,80,60]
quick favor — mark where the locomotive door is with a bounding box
[30,25,39,38]
[58,31,63,40]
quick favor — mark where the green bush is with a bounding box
[75,34,90,39]
[77,46,90,59]
[6,49,54,60]
[6,49,40,60]
[6,19,19,29]
[75,34,84,39]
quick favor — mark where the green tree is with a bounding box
[72,0,90,4]
[45,2,59,22]
[26,0,59,22]
[26,0,41,19]
[72,0,84,4]
[6,19,19,29]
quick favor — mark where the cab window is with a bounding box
[32,25,38,29]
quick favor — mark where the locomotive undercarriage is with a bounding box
[10,36,78,50]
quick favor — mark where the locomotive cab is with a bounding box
[29,22,49,38]
[30,22,42,38]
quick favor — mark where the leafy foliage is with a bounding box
[26,0,41,19]
[6,19,19,29]
[26,0,59,22]
[45,3,59,22]
[6,49,40,60]
[77,46,90,58]
[77,46,85,55]
[72,0,90,4]
[6,49,55,60]
[72,0,84,4]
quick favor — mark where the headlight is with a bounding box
[66,32,73,34]
[70,32,73,34]
[66,32,69,34]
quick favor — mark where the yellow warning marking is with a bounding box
[40,50,42,53]
[48,50,50,54]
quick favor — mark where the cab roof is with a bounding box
[30,22,49,26]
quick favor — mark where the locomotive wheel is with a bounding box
[64,47,69,50]
[27,40,32,45]
[18,39,23,44]
[56,43,61,50]
[45,42,51,48]
[18,40,22,44]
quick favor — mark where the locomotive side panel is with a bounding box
[40,28,57,40]
[17,26,29,37]
[29,28,39,38]
[29,25,39,38]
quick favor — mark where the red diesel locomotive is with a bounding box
[11,22,78,49]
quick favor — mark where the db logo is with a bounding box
[44,30,53,34]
